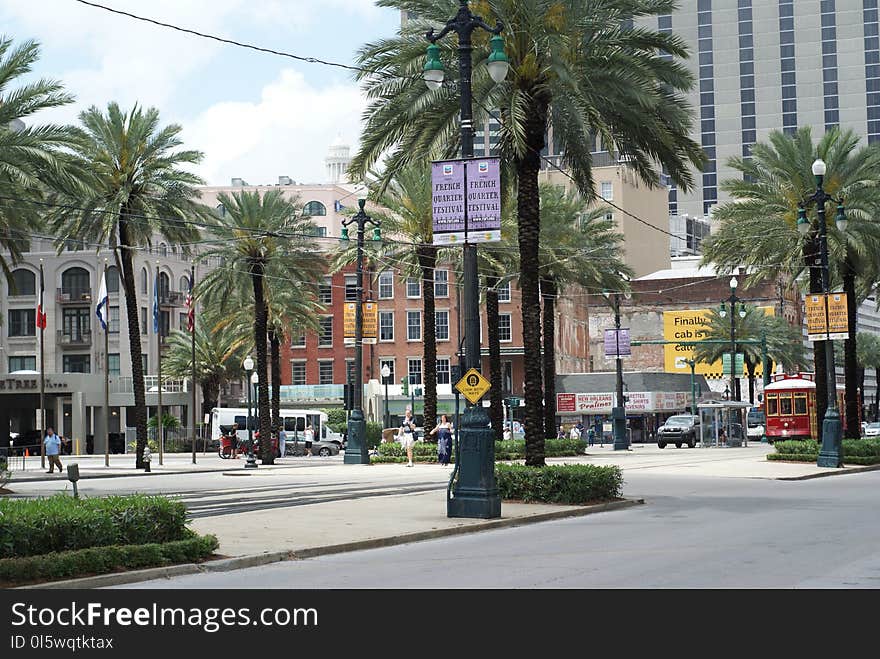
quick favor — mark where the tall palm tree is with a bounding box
[701,126,880,440]
[0,36,78,281]
[350,0,704,465]
[693,307,807,405]
[536,184,630,438]
[199,190,319,464]
[47,103,210,468]
[853,331,880,422]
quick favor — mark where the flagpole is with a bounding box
[39,260,46,470]
[103,260,110,467]
[190,262,197,465]
[155,264,163,466]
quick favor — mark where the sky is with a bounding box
[0,0,401,185]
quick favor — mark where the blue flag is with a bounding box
[153,275,159,334]
[95,270,109,331]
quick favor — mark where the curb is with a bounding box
[7,463,298,484]
[15,498,643,589]
[774,463,880,481]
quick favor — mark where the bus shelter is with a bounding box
[697,400,754,447]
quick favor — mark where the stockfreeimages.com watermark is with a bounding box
[10,601,318,641]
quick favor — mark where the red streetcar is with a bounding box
[763,372,857,441]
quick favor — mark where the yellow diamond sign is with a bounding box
[455,368,491,405]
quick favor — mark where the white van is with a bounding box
[210,407,342,447]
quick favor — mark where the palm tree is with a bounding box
[350,0,704,465]
[199,190,319,464]
[536,184,630,438]
[855,331,880,422]
[47,103,210,468]
[693,307,808,405]
[701,126,880,440]
[0,36,77,281]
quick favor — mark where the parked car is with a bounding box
[865,422,880,438]
[282,435,340,457]
[747,408,766,440]
[657,415,700,449]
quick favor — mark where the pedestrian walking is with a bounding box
[569,424,579,440]
[304,423,314,457]
[398,410,416,467]
[595,418,604,448]
[43,427,63,474]
[580,422,589,446]
[430,414,454,466]
[556,425,565,440]
[587,427,595,446]
[277,426,287,458]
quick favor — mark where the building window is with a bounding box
[141,268,148,295]
[866,1,880,142]
[63,354,91,373]
[179,312,187,330]
[108,353,121,375]
[499,313,512,342]
[434,270,449,298]
[107,266,120,294]
[140,307,148,335]
[407,358,422,385]
[779,0,798,135]
[61,267,90,299]
[378,271,394,299]
[109,306,120,334]
[345,359,356,383]
[142,353,148,374]
[379,311,394,341]
[436,358,450,385]
[319,316,333,347]
[9,355,36,372]
[303,201,327,216]
[291,332,306,348]
[318,360,334,384]
[379,358,395,381]
[319,277,332,304]
[291,362,306,385]
[345,274,358,301]
[407,311,421,341]
[9,269,36,296]
[406,277,421,298]
[503,361,513,394]
[179,275,189,293]
[497,281,511,303]
[435,310,449,341]
[8,309,36,337]
[159,243,168,257]
[600,181,613,200]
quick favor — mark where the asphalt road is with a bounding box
[119,468,880,589]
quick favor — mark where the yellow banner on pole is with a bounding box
[806,293,849,341]
[344,302,378,344]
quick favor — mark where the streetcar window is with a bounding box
[794,395,807,415]
[766,395,778,416]
[779,395,792,415]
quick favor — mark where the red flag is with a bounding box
[184,285,194,333]
[36,264,47,329]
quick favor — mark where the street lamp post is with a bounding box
[340,199,381,465]
[719,276,747,442]
[381,364,391,430]
[797,158,848,467]
[425,0,508,519]
[603,289,631,451]
[243,356,257,469]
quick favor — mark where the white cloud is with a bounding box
[184,68,363,185]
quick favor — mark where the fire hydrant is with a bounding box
[143,445,152,472]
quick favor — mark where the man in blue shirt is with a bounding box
[44,427,63,474]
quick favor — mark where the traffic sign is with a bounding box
[454,368,491,405]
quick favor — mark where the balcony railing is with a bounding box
[278,384,344,402]
[56,288,92,304]
[158,290,185,307]
[111,375,190,394]
[57,330,92,347]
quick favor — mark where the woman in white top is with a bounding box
[398,410,416,467]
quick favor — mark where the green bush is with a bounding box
[323,408,348,434]
[0,494,189,559]
[495,463,623,504]
[769,438,880,463]
[773,440,819,455]
[365,422,383,449]
[0,534,219,585]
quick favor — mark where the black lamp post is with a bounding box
[243,356,257,469]
[340,199,380,465]
[797,158,848,467]
[719,276,747,442]
[424,0,508,519]
[381,364,391,429]
[603,289,631,451]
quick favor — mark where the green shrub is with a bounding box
[769,438,880,463]
[365,422,384,449]
[323,408,348,434]
[0,494,189,559]
[495,463,623,504]
[0,534,219,585]
[773,440,819,455]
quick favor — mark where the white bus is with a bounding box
[209,407,341,447]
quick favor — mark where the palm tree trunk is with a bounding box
[517,96,549,467]
[486,276,504,442]
[843,264,860,437]
[418,246,437,431]
[542,278,558,439]
[270,329,281,443]
[250,261,273,464]
[746,357,756,405]
[806,237,827,434]
[118,217,148,468]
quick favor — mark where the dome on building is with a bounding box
[325,135,352,184]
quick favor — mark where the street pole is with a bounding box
[243,356,257,469]
[341,200,379,465]
[426,1,508,518]
[155,266,163,466]
[103,261,110,467]
[798,159,846,467]
[39,261,46,469]
[190,263,197,464]
[761,330,769,443]
[612,293,628,450]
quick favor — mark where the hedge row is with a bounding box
[495,463,623,504]
[373,438,586,462]
[0,533,219,585]
[770,439,880,463]
[0,494,189,559]
[767,453,880,465]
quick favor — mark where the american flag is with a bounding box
[184,276,194,333]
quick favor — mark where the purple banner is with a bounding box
[431,160,466,237]
[604,328,631,357]
[432,158,501,245]
[465,157,501,233]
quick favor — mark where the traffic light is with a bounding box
[414,387,422,397]
[401,376,409,396]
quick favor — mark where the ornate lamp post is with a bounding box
[381,364,391,430]
[797,158,848,467]
[719,276,747,441]
[424,0,508,518]
[243,356,257,469]
[603,288,631,450]
[340,199,381,465]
